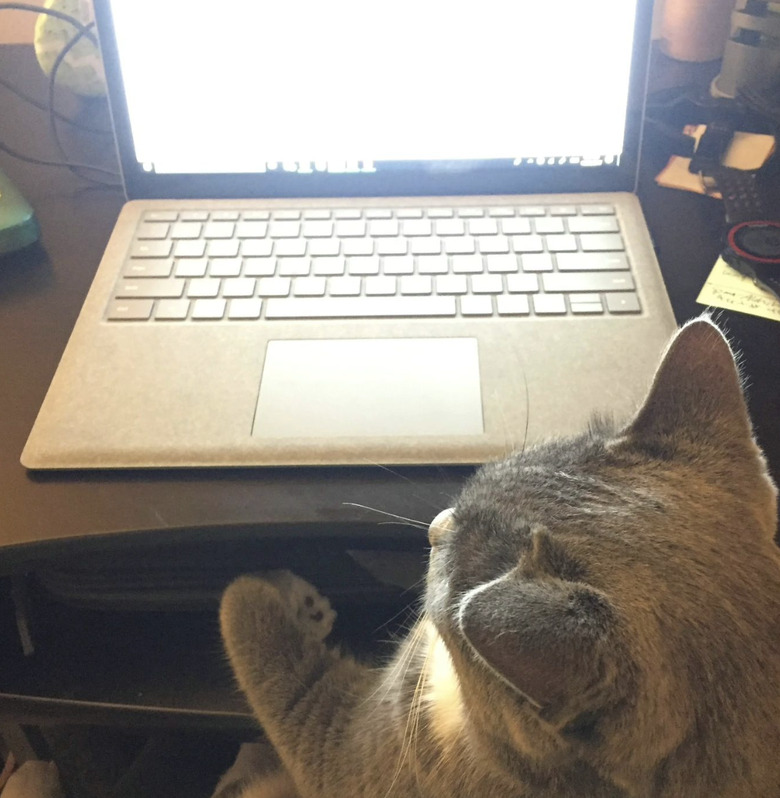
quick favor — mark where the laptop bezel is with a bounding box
[93,0,654,201]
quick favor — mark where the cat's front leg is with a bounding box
[220,574,372,796]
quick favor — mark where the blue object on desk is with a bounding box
[0,167,40,255]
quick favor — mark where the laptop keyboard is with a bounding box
[106,204,641,322]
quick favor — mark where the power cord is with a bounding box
[0,2,121,187]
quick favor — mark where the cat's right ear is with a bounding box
[625,317,753,454]
[429,507,456,547]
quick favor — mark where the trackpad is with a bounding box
[253,338,483,438]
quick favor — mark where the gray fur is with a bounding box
[220,317,780,797]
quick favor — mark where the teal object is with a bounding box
[0,168,40,255]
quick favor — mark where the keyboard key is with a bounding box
[417,255,449,274]
[457,207,484,218]
[228,298,263,319]
[302,220,334,238]
[396,208,424,219]
[533,217,565,235]
[348,256,380,275]
[549,205,577,216]
[501,217,532,235]
[174,258,208,277]
[208,239,240,258]
[155,299,190,320]
[556,252,629,271]
[469,218,498,236]
[212,210,240,221]
[242,210,271,221]
[517,206,546,216]
[427,207,455,218]
[496,295,530,315]
[241,239,274,257]
[123,258,173,278]
[278,257,311,276]
[303,209,331,220]
[383,255,415,275]
[435,274,468,294]
[169,222,202,240]
[488,207,516,217]
[452,255,483,274]
[292,277,327,296]
[376,238,408,256]
[570,293,605,314]
[512,234,544,253]
[312,257,346,276]
[460,295,493,315]
[329,276,361,296]
[243,257,276,277]
[444,238,476,255]
[106,299,154,320]
[519,253,554,272]
[257,277,291,297]
[365,208,393,219]
[579,233,624,252]
[173,241,206,258]
[144,210,177,222]
[542,271,635,293]
[223,277,256,298]
[136,222,170,240]
[188,278,221,298]
[471,274,503,294]
[269,221,301,238]
[203,221,235,239]
[209,257,243,277]
[309,238,340,256]
[606,292,641,313]
[342,238,374,256]
[400,276,432,295]
[180,210,209,221]
[532,294,567,315]
[479,236,510,254]
[580,204,615,215]
[486,254,519,273]
[334,208,362,219]
[506,274,539,293]
[436,219,466,236]
[191,298,226,319]
[272,210,301,220]
[335,219,367,237]
[402,219,432,236]
[545,234,578,253]
[274,239,307,257]
[369,219,399,237]
[365,276,396,295]
[410,238,442,255]
[264,296,456,318]
[567,216,620,234]
[236,221,269,238]
[116,278,184,299]
[130,240,173,258]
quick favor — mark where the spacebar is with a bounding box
[265,296,457,318]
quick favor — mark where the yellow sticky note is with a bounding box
[697,257,780,323]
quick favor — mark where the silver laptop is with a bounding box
[22,0,676,469]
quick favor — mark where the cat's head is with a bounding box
[425,317,779,790]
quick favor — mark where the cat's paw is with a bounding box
[263,570,336,641]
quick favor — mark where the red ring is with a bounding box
[727,220,780,265]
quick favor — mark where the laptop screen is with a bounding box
[96,0,652,198]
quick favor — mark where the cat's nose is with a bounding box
[429,508,455,547]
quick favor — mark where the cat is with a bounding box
[219,317,780,798]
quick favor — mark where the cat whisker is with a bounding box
[343,502,433,531]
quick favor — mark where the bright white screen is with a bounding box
[110,0,639,174]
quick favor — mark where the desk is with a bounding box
[1,44,779,732]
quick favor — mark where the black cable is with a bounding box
[0,73,110,135]
[0,4,121,186]
[0,3,98,45]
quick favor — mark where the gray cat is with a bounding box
[220,317,780,798]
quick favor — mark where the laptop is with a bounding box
[21,0,677,469]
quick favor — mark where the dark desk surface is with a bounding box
[0,43,778,725]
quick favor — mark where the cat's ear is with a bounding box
[626,317,753,452]
[458,573,616,720]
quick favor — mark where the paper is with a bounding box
[697,257,780,322]
[656,125,776,197]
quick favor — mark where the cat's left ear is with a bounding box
[626,317,753,453]
[458,573,617,722]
